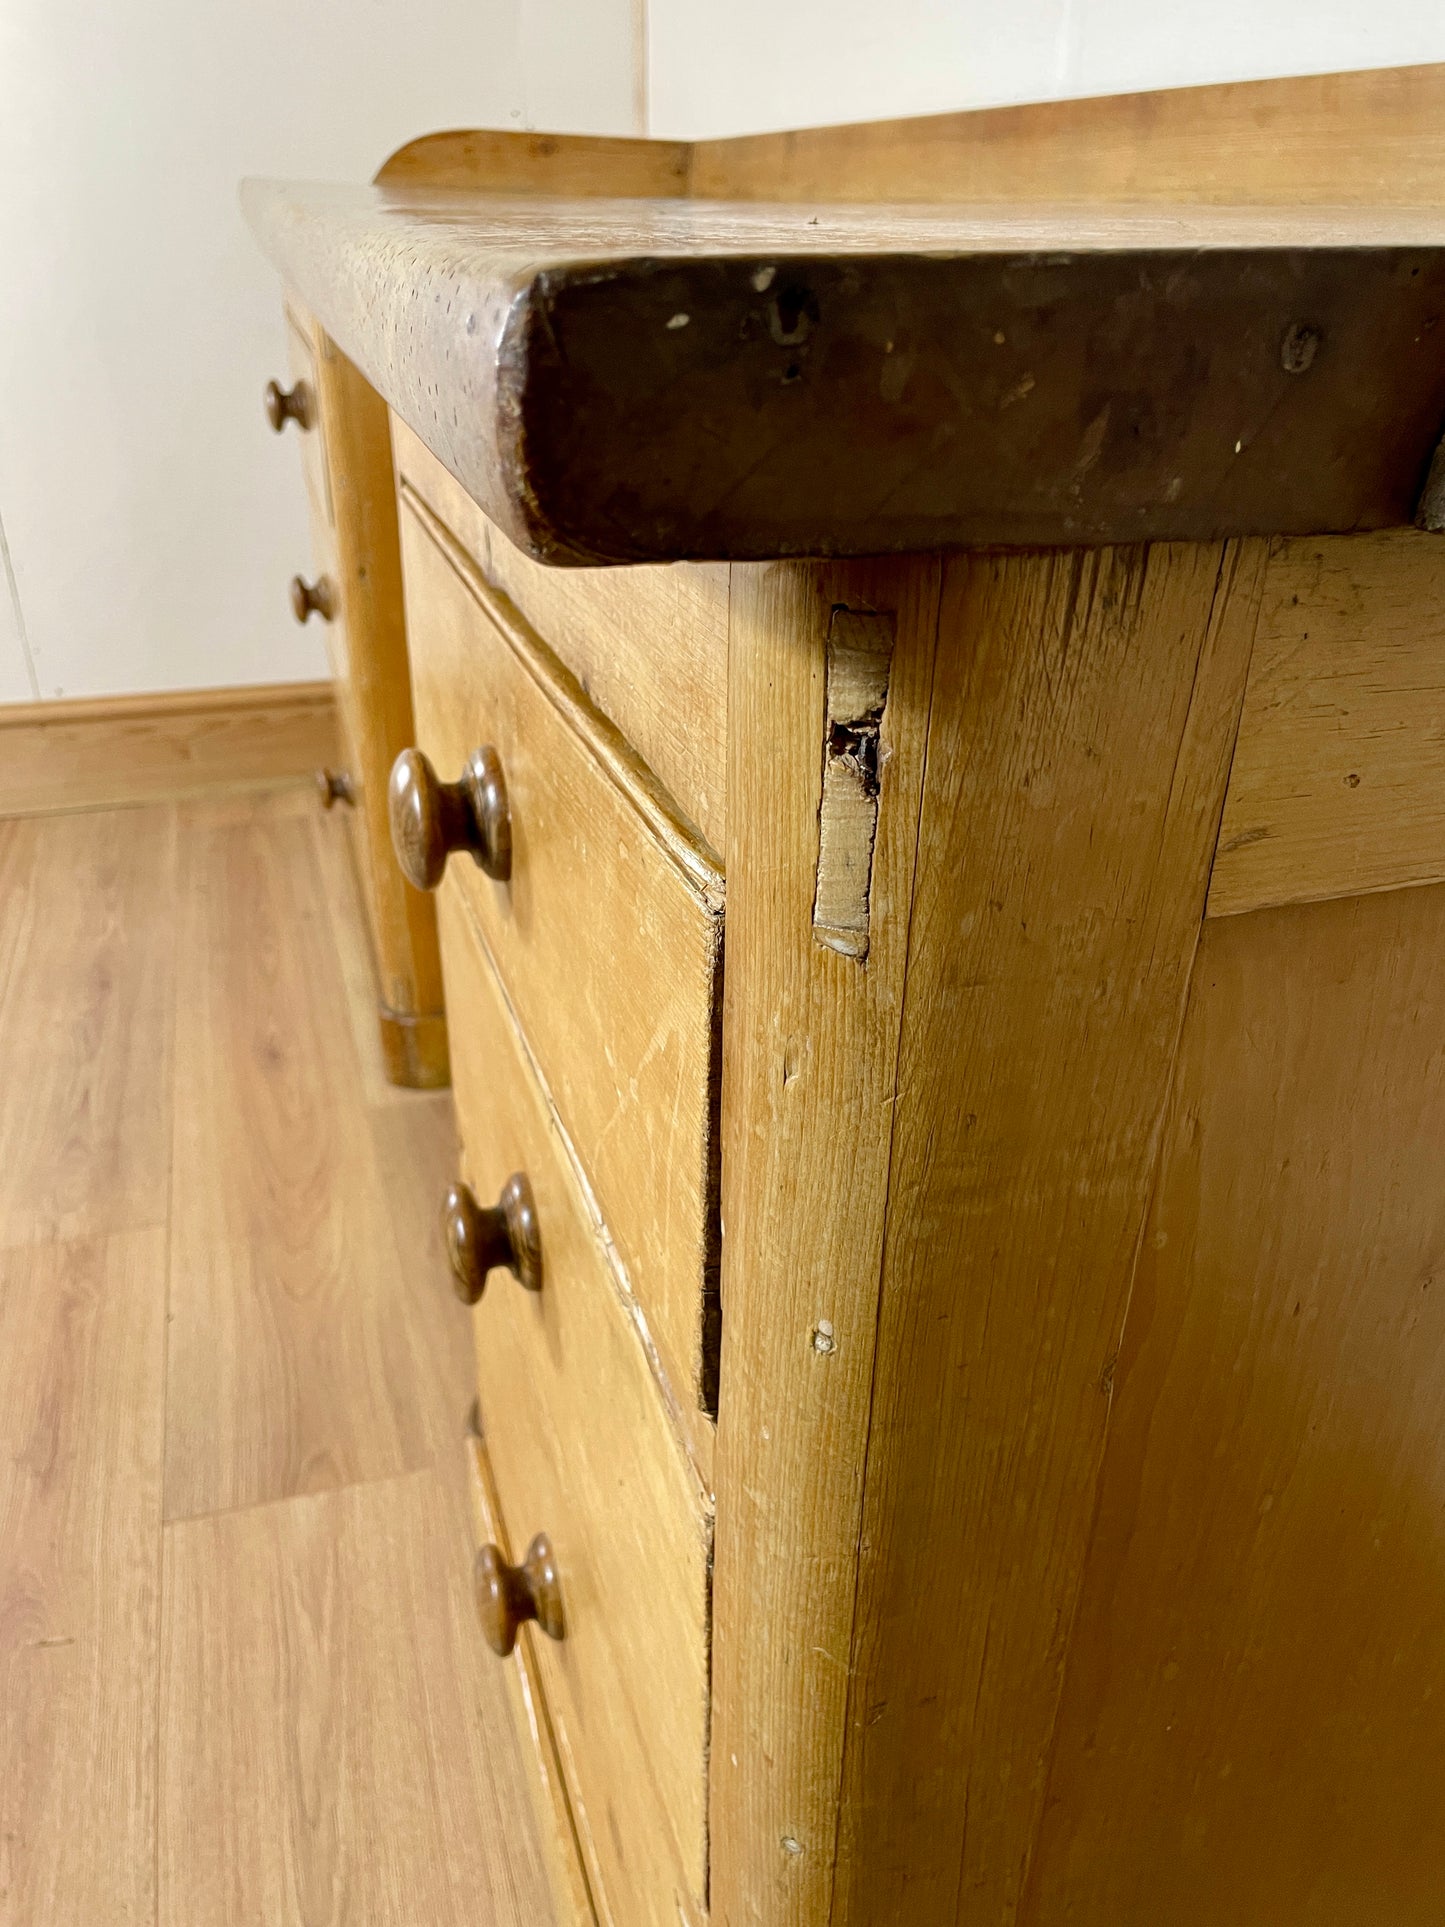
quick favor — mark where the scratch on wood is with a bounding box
[813,607,895,960]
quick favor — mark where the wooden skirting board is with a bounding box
[0,682,338,818]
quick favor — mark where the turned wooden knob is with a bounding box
[290,574,335,624]
[314,768,355,809]
[389,746,511,890]
[444,1176,542,1301]
[264,378,313,432]
[475,1534,564,1656]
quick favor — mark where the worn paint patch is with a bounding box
[812,607,895,960]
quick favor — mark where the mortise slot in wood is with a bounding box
[813,608,895,959]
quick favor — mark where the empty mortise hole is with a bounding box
[826,718,881,794]
[768,285,818,347]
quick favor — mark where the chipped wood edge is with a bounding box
[812,609,895,960]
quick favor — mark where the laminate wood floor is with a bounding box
[0,788,554,1927]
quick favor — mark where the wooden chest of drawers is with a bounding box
[246,103,1445,1926]
[397,431,721,1923]
[266,306,447,1087]
[396,478,724,1443]
[444,882,711,1924]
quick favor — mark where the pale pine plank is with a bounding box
[0,1229,166,1925]
[164,790,446,1519]
[0,807,176,1251]
[691,62,1445,207]
[831,541,1268,1924]
[1208,530,1445,917]
[1024,884,1445,1925]
[442,889,711,1926]
[307,330,447,1033]
[159,1468,554,1927]
[393,415,729,856]
[709,557,943,1927]
[465,1426,599,1927]
[401,496,723,1428]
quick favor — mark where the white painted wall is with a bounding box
[0,522,32,706]
[0,0,639,704]
[646,1,1445,140]
[6,2,1445,703]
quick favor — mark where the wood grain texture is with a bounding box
[0,684,337,817]
[364,1086,479,1518]
[375,127,689,197]
[1024,882,1445,1926]
[284,303,448,1089]
[709,555,942,1927]
[0,790,553,1926]
[0,807,175,1251]
[365,1089,461,1317]
[307,322,447,1043]
[380,66,1445,215]
[402,493,723,1427]
[466,1422,598,1927]
[285,308,333,537]
[692,62,1445,206]
[309,802,420,1110]
[1209,529,1445,917]
[243,180,1445,563]
[0,816,36,1034]
[811,609,894,960]
[441,890,711,1927]
[829,540,1268,1926]
[160,1466,552,1927]
[392,414,728,854]
[165,792,442,1519]
[209,790,450,1188]
[0,1229,165,1927]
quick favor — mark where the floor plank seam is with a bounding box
[162,1461,443,1535]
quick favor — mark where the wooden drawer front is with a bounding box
[400,487,723,1425]
[465,1421,600,1927]
[283,316,352,726]
[285,309,333,536]
[392,412,729,855]
[444,888,711,1927]
[283,325,373,934]
[276,313,447,1085]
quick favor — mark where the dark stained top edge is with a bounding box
[242,181,1445,562]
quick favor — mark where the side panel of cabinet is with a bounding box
[288,307,448,1087]
[1021,882,1445,1925]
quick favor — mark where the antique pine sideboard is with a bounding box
[249,64,1445,1927]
